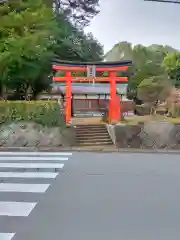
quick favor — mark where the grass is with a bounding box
[124,115,180,125]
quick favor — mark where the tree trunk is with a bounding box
[150,105,156,116]
[2,85,7,101]
[150,106,154,115]
[171,101,176,117]
[24,84,30,100]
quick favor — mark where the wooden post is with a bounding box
[65,71,72,125]
[109,71,117,123]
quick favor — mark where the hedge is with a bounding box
[168,106,180,118]
[135,105,166,116]
[0,101,65,127]
[135,105,150,115]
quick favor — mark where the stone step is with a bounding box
[75,127,106,130]
[74,124,113,146]
[75,124,105,127]
[76,130,107,133]
[76,134,110,139]
[76,141,113,146]
[76,131,108,134]
[75,126,106,128]
[77,138,112,143]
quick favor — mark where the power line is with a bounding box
[144,0,180,4]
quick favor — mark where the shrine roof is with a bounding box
[51,83,127,95]
[52,59,132,67]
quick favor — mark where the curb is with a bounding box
[1,146,180,154]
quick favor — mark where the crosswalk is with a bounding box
[0,151,72,240]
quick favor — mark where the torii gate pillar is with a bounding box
[65,71,72,125]
[109,71,120,122]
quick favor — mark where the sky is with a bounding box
[85,0,180,53]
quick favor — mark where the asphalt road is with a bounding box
[2,151,180,240]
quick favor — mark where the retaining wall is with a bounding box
[106,121,180,149]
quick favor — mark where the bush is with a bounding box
[0,101,65,127]
[135,105,151,115]
[170,106,180,117]
[135,104,166,116]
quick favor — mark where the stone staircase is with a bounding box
[74,124,113,146]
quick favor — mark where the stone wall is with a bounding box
[107,121,180,149]
[0,122,76,147]
[106,124,116,144]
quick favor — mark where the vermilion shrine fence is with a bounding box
[52,60,132,125]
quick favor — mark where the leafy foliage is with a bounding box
[52,0,100,28]
[0,0,58,98]
[163,52,180,87]
[105,42,178,96]
[0,100,65,126]
[0,0,104,99]
[54,16,103,62]
[137,76,171,114]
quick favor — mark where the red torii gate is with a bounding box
[52,60,132,125]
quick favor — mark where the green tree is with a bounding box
[0,0,103,99]
[127,61,165,101]
[80,32,103,61]
[54,14,103,62]
[163,52,180,88]
[51,0,100,28]
[105,42,178,103]
[0,0,58,98]
[127,45,171,102]
[137,75,170,115]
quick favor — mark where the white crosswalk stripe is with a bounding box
[0,156,69,161]
[0,151,72,239]
[0,152,72,156]
[0,163,64,169]
[0,233,15,240]
[0,183,50,193]
[0,172,58,178]
[0,202,37,216]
